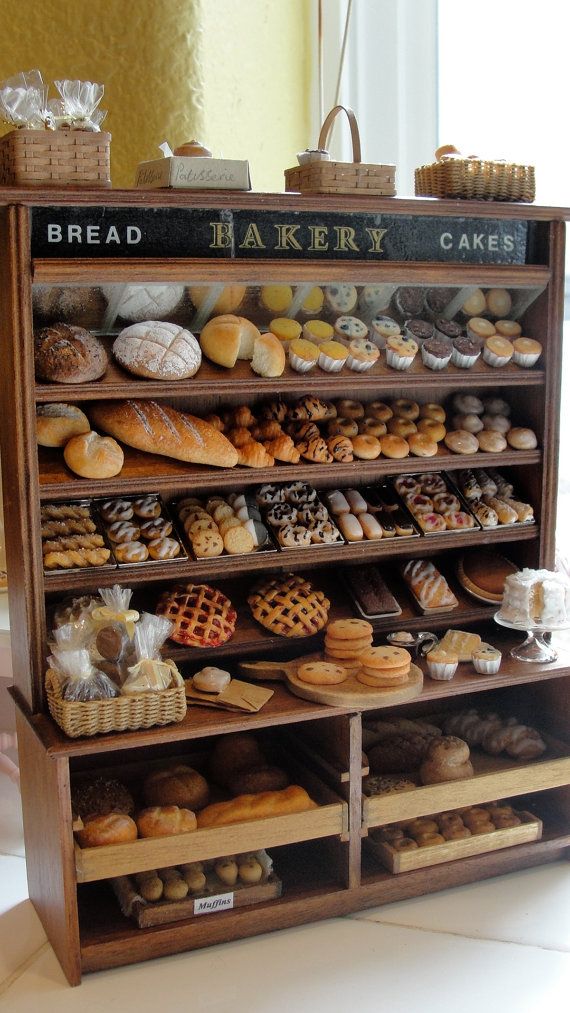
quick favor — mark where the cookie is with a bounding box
[192,529,224,558]
[359,646,411,671]
[326,618,374,641]
[223,525,255,554]
[297,661,348,685]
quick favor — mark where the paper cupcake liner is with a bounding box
[421,347,451,371]
[451,347,481,369]
[385,349,415,370]
[346,355,376,372]
[369,330,387,349]
[426,662,458,681]
[512,350,541,368]
[318,353,346,372]
[404,326,432,344]
[472,657,501,675]
[289,352,317,373]
[482,348,513,368]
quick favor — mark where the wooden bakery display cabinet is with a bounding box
[0,190,569,986]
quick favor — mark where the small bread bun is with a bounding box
[452,413,484,434]
[251,333,286,377]
[380,434,409,459]
[189,284,246,314]
[76,812,138,848]
[63,430,124,478]
[452,393,484,415]
[136,805,198,838]
[351,434,382,459]
[228,765,291,794]
[34,323,108,383]
[392,398,420,420]
[408,432,438,457]
[336,399,364,419]
[507,427,538,450]
[419,402,446,423]
[36,403,90,447]
[416,418,446,442]
[387,417,417,439]
[477,429,507,453]
[444,430,479,455]
[200,314,261,368]
[193,666,231,694]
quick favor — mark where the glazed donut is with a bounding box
[452,393,484,416]
[328,417,359,438]
[507,427,538,450]
[408,432,438,457]
[419,402,446,423]
[477,429,507,453]
[368,400,393,422]
[380,434,410,459]
[335,399,364,420]
[481,413,511,434]
[444,429,479,455]
[351,434,382,460]
[416,418,446,442]
[387,417,417,439]
[392,398,420,421]
[452,413,484,434]
[359,417,387,438]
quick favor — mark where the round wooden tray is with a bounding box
[285,662,423,709]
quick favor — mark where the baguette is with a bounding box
[196,785,317,828]
[89,399,238,469]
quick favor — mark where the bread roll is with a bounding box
[136,805,198,837]
[34,323,108,383]
[63,430,124,478]
[189,285,246,314]
[209,733,266,787]
[143,765,210,810]
[200,314,261,367]
[251,333,286,377]
[76,812,138,847]
[102,283,185,322]
[196,785,317,828]
[89,399,239,468]
[113,321,201,380]
[36,403,90,447]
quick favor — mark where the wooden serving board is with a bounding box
[111,872,282,927]
[239,657,423,709]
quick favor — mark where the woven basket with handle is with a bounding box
[285,105,396,196]
[415,144,535,202]
[0,129,111,187]
[45,664,186,738]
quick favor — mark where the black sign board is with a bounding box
[31,206,529,264]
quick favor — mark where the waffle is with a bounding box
[248,574,330,638]
[156,583,237,648]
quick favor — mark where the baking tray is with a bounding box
[400,559,459,614]
[343,564,403,620]
[172,492,276,561]
[41,499,117,574]
[330,483,421,541]
[391,472,482,535]
[448,470,536,531]
[92,494,188,568]
[263,489,345,551]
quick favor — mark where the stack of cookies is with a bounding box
[324,618,373,668]
[357,646,412,688]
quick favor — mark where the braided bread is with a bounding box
[42,533,105,552]
[40,504,91,520]
[43,548,111,569]
[248,574,330,638]
[443,709,546,760]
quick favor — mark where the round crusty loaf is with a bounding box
[75,812,138,848]
[136,805,198,837]
[63,430,124,478]
[33,286,108,327]
[113,321,202,380]
[200,314,261,368]
[143,765,210,810]
[89,399,238,468]
[102,284,185,322]
[34,324,108,384]
[36,402,90,447]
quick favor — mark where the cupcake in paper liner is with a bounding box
[451,336,481,369]
[421,336,452,371]
[346,337,380,372]
[404,318,434,344]
[434,317,462,342]
[482,335,514,368]
[495,319,522,340]
[472,643,502,675]
[467,317,496,343]
[269,317,302,349]
[303,319,334,345]
[370,314,400,349]
[318,339,348,372]
[288,337,319,373]
[512,337,542,368]
[385,334,418,370]
[426,648,458,681]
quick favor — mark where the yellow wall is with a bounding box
[1,0,312,191]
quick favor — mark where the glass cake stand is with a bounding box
[494,612,569,663]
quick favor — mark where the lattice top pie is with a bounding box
[157,583,237,648]
[248,574,330,638]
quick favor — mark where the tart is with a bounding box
[456,551,519,603]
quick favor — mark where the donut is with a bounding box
[351,434,382,460]
[408,432,438,457]
[359,417,387,438]
[444,429,479,455]
[368,400,393,422]
[392,398,420,420]
[477,430,507,453]
[419,402,446,423]
[507,427,538,450]
[335,399,364,420]
[387,417,417,438]
[416,418,446,442]
[380,434,409,459]
[452,393,484,415]
[452,413,484,434]
[328,417,359,438]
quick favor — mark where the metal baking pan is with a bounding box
[391,472,483,536]
[41,499,117,574]
[92,494,188,567]
[170,492,276,561]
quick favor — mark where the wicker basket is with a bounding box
[415,145,535,202]
[0,129,111,187]
[285,105,395,196]
[45,665,187,738]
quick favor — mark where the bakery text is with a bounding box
[440,231,515,252]
[46,224,142,245]
[209,221,388,253]
[194,893,234,915]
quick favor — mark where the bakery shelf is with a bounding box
[38,445,542,501]
[361,732,570,830]
[34,351,546,403]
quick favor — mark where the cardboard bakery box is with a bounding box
[135,155,251,190]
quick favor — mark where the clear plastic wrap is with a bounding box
[122,613,177,694]
[50,79,106,131]
[49,646,119,702]
[0,71,106,131]
[0,69,48,128]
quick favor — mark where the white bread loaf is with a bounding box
[113,321,201,380]
[200,314,261,368]
[251,332,286,377]
[89,399,239,468]
[102,284,185,321]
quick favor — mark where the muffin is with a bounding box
[359,284,391,315]
[318,340,348,372]
[434,318,462,341]
[404,319,434,344]
[421,336,452,371]
[472,644,502,675]
[425,288,455,318]
[467,317,496,342]
[426,648,459,681]
[260,285,293,315]
[461,288,486,317]
[385,334,418,370]
[370,314,400,348]
[482,335,514,368]
[451,336,481,369]
[346,338,380,372]
[512,337,542,368]
[303,319,334,345]
[289,338,319,373]
[393,286,425,319]
[334,315,369,346]
[324,283,358,315]
[486,288,512,318]
[495,319,522,339]
[299,286,324,316]
[269,318,302,348]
